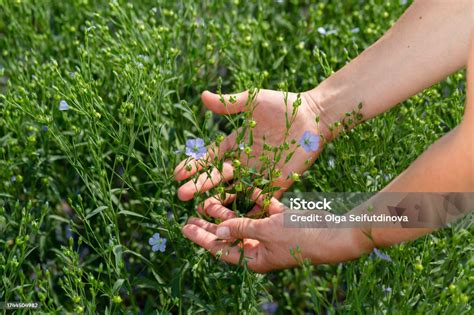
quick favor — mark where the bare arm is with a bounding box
[364,30,474,248]
[309,0,473,140]
[181,2,474,272]
[311,0,474,249]
[182,85,473,271]
[175,1,473,200]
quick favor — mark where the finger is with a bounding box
[182,223,247,264]
[218,131,237,159]
[197,194,237,220]
[186,217,218,234]
[249,188,286,215]
[197,193,236,212]
[201,90,251,114]
[271,187,286,200]
[177,162,234,201]
[174,154,212,182]
[246,204,263,218]
[254,175,293,206]
[174,133,236,181]
[215,218,262,240]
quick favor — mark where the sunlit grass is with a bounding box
[0,0,471,313]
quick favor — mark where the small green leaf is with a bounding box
[118,210,146,219]
[112,279,125,295]
[85,206,108,220]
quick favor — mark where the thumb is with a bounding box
[201,90,250,114]
[216,218,260,240]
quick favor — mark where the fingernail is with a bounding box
[216,227,230,239]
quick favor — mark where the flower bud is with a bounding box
[290,172,300,182]
[272,169,281,178]
[232,159,241,168]
[112,295,122,304]
[263,198,271,208]
[235,183,243,192]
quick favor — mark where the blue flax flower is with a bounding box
[372,248,392,262]
[185,138,206,160]
[317,27,327,35]
[299,131,320,153]
[260,302,278,315]
[149,233,167,253]
[59,100,69,111]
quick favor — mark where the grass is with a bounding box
[0,0,472,313]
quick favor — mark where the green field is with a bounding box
[0,0,472,313]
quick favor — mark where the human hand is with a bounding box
[182,194,373,273]
[174,89,326,202]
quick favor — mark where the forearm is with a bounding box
[376,124,473,244]
[312,1,473,252]
[347,122,474,253]
[368,27,474,247]
[383,128,473,193]
[306,0,473,140]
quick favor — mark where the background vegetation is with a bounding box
[0,0,472,313]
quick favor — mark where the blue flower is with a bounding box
[41,125,49,132]
[185,138,206,160]
[260,302,278,314]
[372,248,392,262]
[11,175,16,182]
[65,225,72,240]
[299,131,320,153]
[134,61,144,69]
[350,27,360,33]
[317,27,326,35]
[328,157,335,168]
[59,100,69,111]
[149,233,167,253]
[239,143,245,150]
[383,287,392,295]
[137,54,151,63]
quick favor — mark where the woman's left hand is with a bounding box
[182,194,373,273]
[174,89,326,202]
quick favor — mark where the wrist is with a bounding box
[302,90,334,143]
[336,226,375,262]
[303,75,364,142]
[350,227,376,257]
[309,226,374,264]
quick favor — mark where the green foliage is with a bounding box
[0,0,471,313]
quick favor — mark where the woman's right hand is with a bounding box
[174,89,328,201]
[182,194,373,273]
